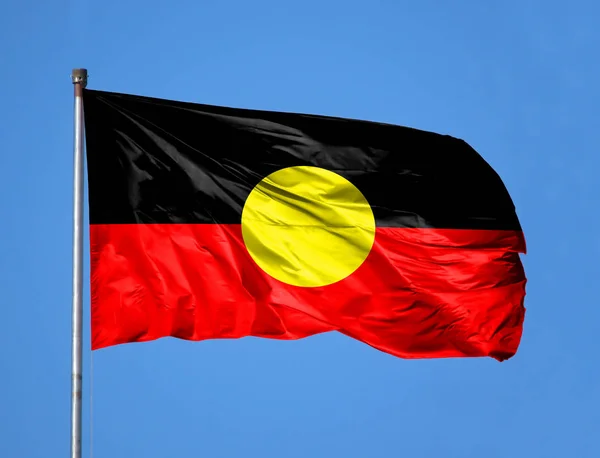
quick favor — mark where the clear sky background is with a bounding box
[1,1,598,457]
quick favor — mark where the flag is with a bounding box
[83,89,526,361]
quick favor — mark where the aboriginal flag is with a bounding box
[83,89,526,361]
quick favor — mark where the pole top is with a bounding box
[71,68,88,88]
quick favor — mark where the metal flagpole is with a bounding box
[70,68,87,458]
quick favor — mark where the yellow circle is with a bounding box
[241,166,376,287]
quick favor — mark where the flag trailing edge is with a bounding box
[83,88,526,361]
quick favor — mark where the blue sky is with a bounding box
[1,1,599,457]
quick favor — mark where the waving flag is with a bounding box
[83,89,526,361]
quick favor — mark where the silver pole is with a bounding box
[70,68,87,458]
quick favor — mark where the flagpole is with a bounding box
[70,68,87,458]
